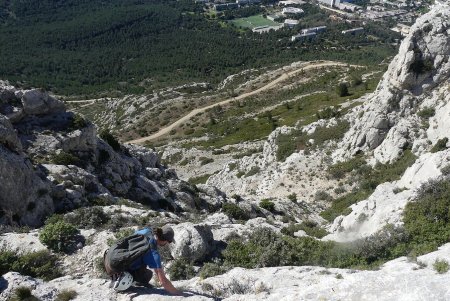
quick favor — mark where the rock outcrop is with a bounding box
[0,85,225,226]
[333,7,450,164]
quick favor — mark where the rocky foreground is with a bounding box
[2,243,450,301]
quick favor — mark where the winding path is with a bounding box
[126,61,359,144]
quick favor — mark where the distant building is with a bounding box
[279,0,306,5]
[291,32,316,41]
[284,19,299,28]
[266,14,278,21]
[282,7,304,15]
[252,25,284,33]
[301,26,327,34]
[391,23,410,36]
[214,2,238,10]
[337,2,362,12]
[236,0,261,5]
[318,0,340,7]
[341,27,364,34]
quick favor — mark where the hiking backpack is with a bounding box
[104,233,151,274]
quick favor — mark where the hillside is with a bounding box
[0,2,450,301]
[0,0,397,95]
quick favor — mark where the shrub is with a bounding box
[39,220,79,252]
[336,83,349,97]
[50,152,82,167]
[259,199,275,212]
[245,166,260,177]
[314,190,332,202]
[10,250,62,280]
[64,207,110,229]
[100,129,121,151]
[433,259,449,274]
[328,155,367,180]
[281,221,328,239]
[70,113,87,130]
[316,106,341,120]
[222,203,249,221]
[0,249,18,275]
[409,58,434,74]
[287,193,297,203]
[199,262,227,279]
[9,286,40,301]
[167,258,196,281]
[430,138,448,153]
[199,157,214,165]
[417,107,435,119]
[55,290,78,301]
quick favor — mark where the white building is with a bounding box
[337,2,362,12]
[282,7,304,15]
[301,26,327,34]
[291,32,316,41]
[284,19,299,28]
[279,0,306,5]
[252,25,284,33]
[341,27,364,34]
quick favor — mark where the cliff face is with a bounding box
[0,83,225,226]
[334,6,450,164]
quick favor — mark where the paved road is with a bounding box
[126,61,357,144]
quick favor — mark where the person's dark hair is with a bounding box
[155,227,163,240]
[154,225,175,243]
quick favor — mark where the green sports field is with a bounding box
[231,15,281,29]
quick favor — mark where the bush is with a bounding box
[417,107,435,119]
[430,138,448,153]
[433,259,449,274]
[316,106,341,120]
[245,166,260,177]
[199,262,227,279]
[9,286,40,301]
[50,152,82,167]
[100,129,121,151]
[287,193,297,203]
[39,220,79,252]
[69,113,87,130]
[64,207,110,229]
[281,221,328,239]
[259,199,275,212]
[409,58,434,74]
[55,290,78,301]
[314,190,332,202]
[336,83,349,97]
[222,203,249,221]
[199,157,214,165]
[6,250,62,281]
[167,258,196,281]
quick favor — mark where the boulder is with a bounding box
[0,146,53,226]
[21,89,65,115]
[0,114,22,152]
[170,223,215,262]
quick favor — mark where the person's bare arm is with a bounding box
[155,268,182,295]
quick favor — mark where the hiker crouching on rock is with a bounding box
[105,225,182,295]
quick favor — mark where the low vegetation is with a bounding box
[39,218,79,253]
[55,290,78,301]
[259,199,275,212]
[0,249,62,281]
[430,137,448,153]
[167,258,196,281]
[222,203,249,221]
[281,220,328,239]
[9,286,40,301]
[321,150,416,222]
[433,259,449,274]
[276,120,350,162]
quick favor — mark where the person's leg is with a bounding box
[131,265,153,287]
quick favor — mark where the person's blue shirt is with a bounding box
[129,228,162,270]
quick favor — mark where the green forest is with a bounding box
[0,0,399,95]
